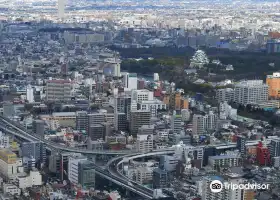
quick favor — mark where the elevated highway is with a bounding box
[0,116,137,155]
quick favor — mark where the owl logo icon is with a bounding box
[210,180,223,193]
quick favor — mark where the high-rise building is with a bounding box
[114,95,131,131]
[153,168,168,189]
[68,154,87,186]
[76,111,88,132]
[266,72,280,99]
[121,72,129,88]
[21,142,46,166]
[192,112,217,135]
[154,73,159,81]
[58,0,66,20]
[130,110,151,136]
[236,135,246,158]
[136,134,153,152]
[216,88,234,103]
[234,80,268,105]
[78,160,95,189]
[32,120,45,137]
[128,73,138,90]
[269,138,280,157]
[88,125,105,141]
[257,140,271,166]
[26,85,34,103]
[171,111,182,134]
[46,79,72,101]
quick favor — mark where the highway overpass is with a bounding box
[0,116,137,155]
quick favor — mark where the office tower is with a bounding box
[269,138,280,157]
[153,168,168,189]
[78,160,95,189]
[257,140,271,166]
[114,113,127,131]
[48,153,60,177]
[203,146,216,166]
[216,88,234,103]
[128,73,138,90]
[88,113,105,127]
[76,111,88,132]
[32,120,45,137]
[26,85,34,103]
[266,72,280,98]
[234,80,268,105]
[171,111,182,134]
[132,89,154,103]
[136,134,153,152]
[114,95,131,119]
[58,0,66,20]
[88,125,105,141]
[21,142,46,165]
[46,79,72,101]
[114,95,131,131]
[130,110,151,136]
[236,135,246,157]
[68,154,87,185]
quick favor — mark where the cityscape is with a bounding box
[1,0,280,200]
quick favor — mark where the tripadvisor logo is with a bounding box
[210,180,269,193]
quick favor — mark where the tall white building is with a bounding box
[26,85,34,103]
[154,73,159,81]
[136,134,153,152]
[128,73,138,90]
[68,154,87,186]
[234,80,268,105]
[58,0,66,20]
[132,89,154,103]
